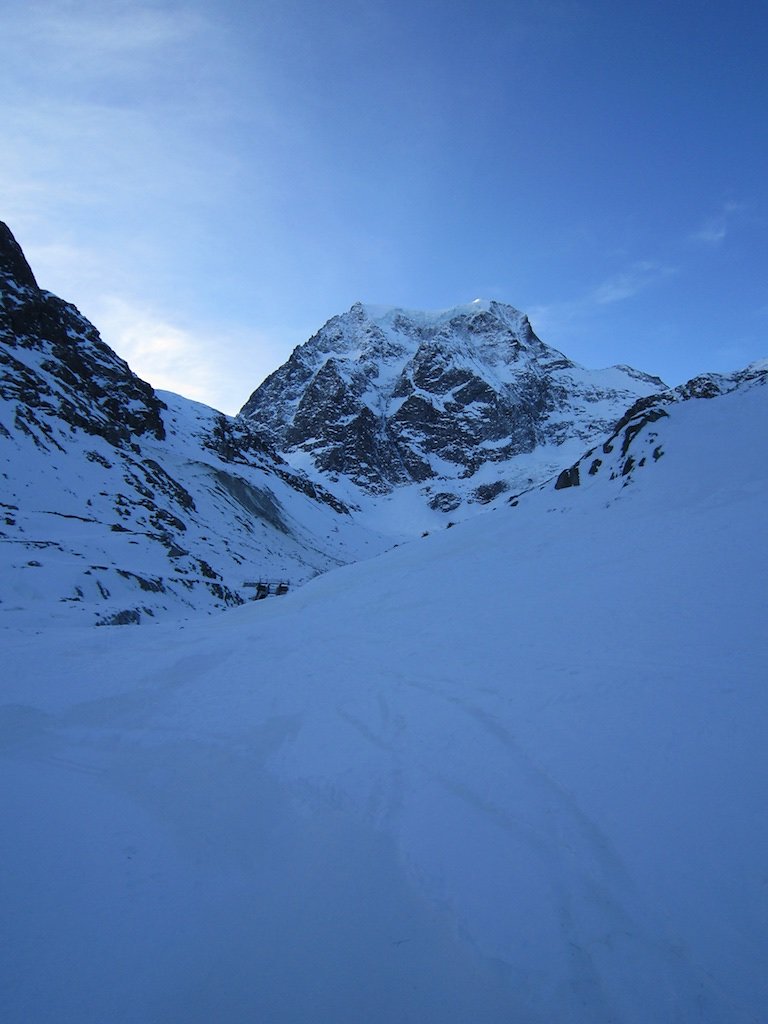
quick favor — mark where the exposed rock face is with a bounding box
[0,223,167,447]
[0,223,385,625]
[241,300,667,500]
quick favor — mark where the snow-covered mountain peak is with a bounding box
[743,355,768,374]
[357,297,526,330]
[360,297,491,322]
[241,298,666,510]
[349,297,537,349]
[297,299,540,363]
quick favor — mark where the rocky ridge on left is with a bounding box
[0,223,385,626]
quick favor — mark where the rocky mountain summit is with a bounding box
[241,299,666,511]
[0,223,386,625]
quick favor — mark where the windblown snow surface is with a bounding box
[1,381,766,1023]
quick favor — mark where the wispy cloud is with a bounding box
[37,4,202,52]
[91,296,260,415]
[6,1,207,73]
[534,201,745,341]
[526,258,678,353]
[19,234,287,414]
[528,259,675,329]
[0,1,230,215]
[592,261,676,305]
[531,203,744,344]
[691,201,743,245]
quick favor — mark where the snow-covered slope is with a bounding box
[0,223,389,625]
[241,299,666,518]
[505,357,768,508]
[2,371,766,1022]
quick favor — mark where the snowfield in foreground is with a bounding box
[1,381,767,1023]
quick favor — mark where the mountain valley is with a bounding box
[1,221,766,1023]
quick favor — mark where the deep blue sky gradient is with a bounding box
[3,0,766,411]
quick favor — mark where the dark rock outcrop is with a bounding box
[0,222,167,447]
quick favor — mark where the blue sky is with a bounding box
[3,0,766,413]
